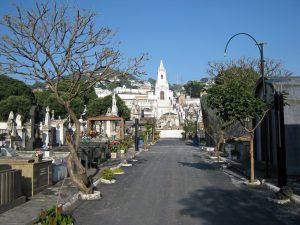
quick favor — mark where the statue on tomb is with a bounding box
[16,114,22,128]
[45,106,51,126]
[6,111,16,136]
[111,93,118,116]
[106,107,112,116]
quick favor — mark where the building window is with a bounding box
[160,91,164,100]
[161,75,163,79]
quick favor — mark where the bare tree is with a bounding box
[0,1,146,194]
[207,57,292,79]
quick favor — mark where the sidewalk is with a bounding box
[226,158,300,196]
[203,151,300,204]
[0,148,142,225]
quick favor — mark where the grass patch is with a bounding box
[111,168,125,174]
[100,168,115,181]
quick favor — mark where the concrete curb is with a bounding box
[205,152,300,205]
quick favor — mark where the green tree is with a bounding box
[0,1,145,194]
[34,77,97,118]
[87,98,105,117]
[0,95,32,122]
[87,94,130,120]
[183,120,196,139]
[35,90,85,119]
[0,75,35,121]
[207,67,269,183]
[183,80,205,98]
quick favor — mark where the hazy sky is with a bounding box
[0,0,299,84]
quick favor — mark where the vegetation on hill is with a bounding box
[0,75,35,121]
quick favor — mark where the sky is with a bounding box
[0,0,299,84]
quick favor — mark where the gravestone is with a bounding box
[26,106,43,150]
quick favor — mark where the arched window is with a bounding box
[161,74,163,79]
[160,91,164,100]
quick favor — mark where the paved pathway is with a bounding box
[71,139,300,225]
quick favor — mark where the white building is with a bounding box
[94,60,177,123]
[155,60,174,118]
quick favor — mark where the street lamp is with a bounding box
[224,32,266,95]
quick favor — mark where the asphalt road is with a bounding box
[71,139,299,225]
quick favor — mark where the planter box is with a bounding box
[111,152,117,159]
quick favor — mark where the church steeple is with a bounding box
[157,60,168,83]
[159,60,166,73]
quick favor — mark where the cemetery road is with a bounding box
[71,139,298,225]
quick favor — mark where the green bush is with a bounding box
[101,168,115,181]
[34,206,74,225]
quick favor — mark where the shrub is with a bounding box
[101,168,115,181]
[111,168,124,174]
[34,206,74,225]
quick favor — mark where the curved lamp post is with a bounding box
[224,32,266,95]
[224,32,271,178]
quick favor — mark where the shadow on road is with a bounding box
[178,187,284,225]
[178,161,216,170]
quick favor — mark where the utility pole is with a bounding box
[135,118,139,152]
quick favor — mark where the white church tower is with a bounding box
[155,60,174,118]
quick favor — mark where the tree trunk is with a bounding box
[65,104,92,194]
[216,138,222,161]
[249,133,255,183]
[216,130,224,161]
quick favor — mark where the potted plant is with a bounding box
[110,140,119,159]
[34,205,74,225]
[119,142,126,154]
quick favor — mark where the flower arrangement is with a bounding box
[108,140,120,153]
[35,150,43,157]
[34,205,74,225]
[32,150,43,162]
